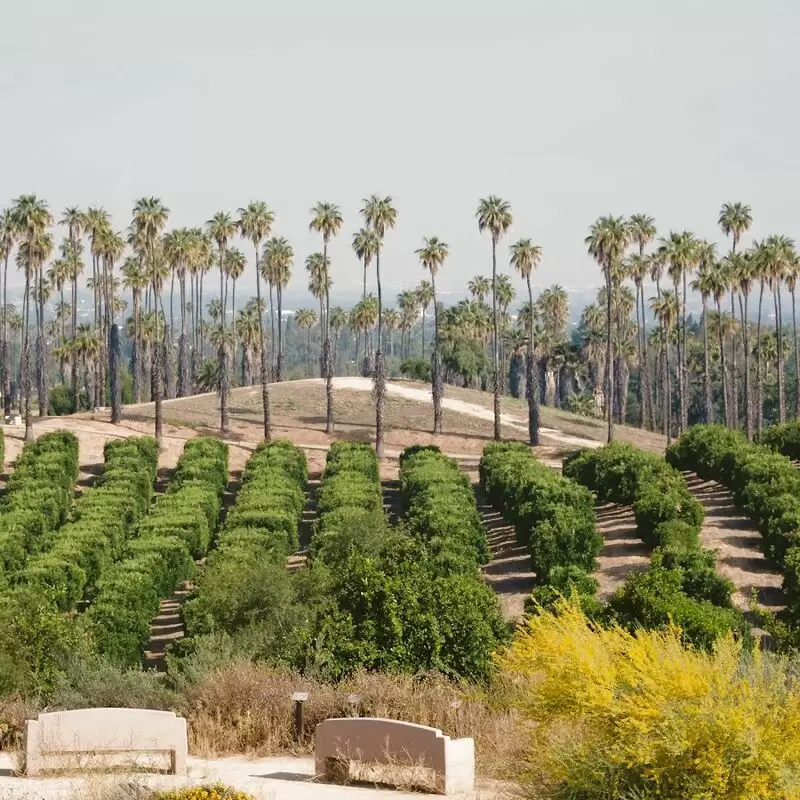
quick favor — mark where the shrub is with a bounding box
[566,441,704,548]
[21,436,159,610]
[400,357,432,382]
[182,441,307,639]
[760,419,800,460]
[525,565,603,619]
[498,600,800,800]
[480,442,600,581]
[154,786,254,800]
[89,437,229,666]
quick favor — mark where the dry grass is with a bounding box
[184,664,528,780]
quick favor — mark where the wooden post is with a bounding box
[292,692,309,741]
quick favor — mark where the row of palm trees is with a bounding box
[585,203,800,443]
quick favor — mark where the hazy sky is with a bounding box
[1,0,798,299]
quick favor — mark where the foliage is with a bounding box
[497,600,800,800]
[480,442,601,580]
[564,442,703,547]
[524,565,603,618]
[182,441,307,638]
[154,786,254,800]
[400,357,432,382]
[0,431,79,587]
[760,420,800,460]
[668,424,800,619]
[89,437,229,666]
[21,436,158,610]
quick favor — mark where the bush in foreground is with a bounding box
[498,600,800,799]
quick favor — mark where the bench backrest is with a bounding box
[24,708,188,776]
[316,717,446,769]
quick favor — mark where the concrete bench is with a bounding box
[23,708,188,776]
[314,717,474,796]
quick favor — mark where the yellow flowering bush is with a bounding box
[154,785,254,800]
[496,600,800,799]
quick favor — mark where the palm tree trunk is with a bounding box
[717,297,729,430]
[374,244,386,458]
[778,287,786,423]
[218,250,229,434]
[605,263,614,443]
[702,299,712,423]
[253,245,270,440]
[740,292,752,439]
[199,271,205,362]
[634,283,644,427]
[2,253,9,418]
[132,291,141,404]
[525,275,539,445]
[37,265,47,417]
[491,237,501,441]
[663,333,671,443]
[306,327,312,378]
[757,279,765,437]
[178,271,190,398]
[431,276,443,435]
[22,264,33,440]
[793,287,800,420]
[276,287,284,382]
[730,292,739,428]
[421,307,427,361]
[323,239,334,435]
[681,271,689,431]
[268,283,276,380]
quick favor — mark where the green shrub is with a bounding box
[480,442,600,581]
[607,567,745,650]
[89,437,229,666]
[760,420,800,460]
[525,565,603,618]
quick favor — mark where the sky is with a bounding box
[1,0,799,301]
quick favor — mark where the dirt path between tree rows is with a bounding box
[593,502,651,601]
[683,472,785,613]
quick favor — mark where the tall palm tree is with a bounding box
[352,227,380,375]
[786,252,800,420]
[397,289,419,359]
[416,279,435,360]
[305,252,330,371]
[415,238,448,434]
[650,289,678,442]
[728,249,755,438]
[627,214,657,429]
[468,275,491,304]
[476,196,513,441]
[707,263,731,428]
[122,256,148,404]
[224,247,246,334]
[329,306,348,372]
[585,216,629,442]
[263,236,294,382]
[131,197,170,442]
[361,195,397,458]
[382,307,400,359]
[510,238,543,445]
[205,211,236,434]
[765,235,795,424]
[238,201,275,438]
[718,203,753,427]
[0,209,17,415]
[163,228,196,398]
[310,202,344,434]
[12,195,52,439]
[691,264,716,425]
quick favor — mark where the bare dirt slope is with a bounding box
[593,502,650,601]
[684,472,785,612]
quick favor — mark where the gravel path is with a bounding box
[683,472,785,612]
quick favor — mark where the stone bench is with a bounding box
[23,708,188,776]
[314,717,474,796]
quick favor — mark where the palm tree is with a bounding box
[728,249,755,437]
[310,202,344,434]
[650,289,678,441]
[263,236,293,382]
[352,226,380,375]
[691,263,716,425]
[658,230,697,432]
[416,279,435,360]
[707,263,731,428]
[224,247,246,334]
[12,195,52,439]
[163,228,196,398]
[382,307,400,359]
[48,256,70,384]
[786,252,800,420]
[329,306,347,372]
[361,195,397,458]
[0,209,17,415]
[306,252,330,372]
[718,203,753,426]
[131,198,170,441]
[468,275,491,304]
[476,196,513,441]
[415,238,448,434]
[238,201,275,439]
[122,256,148,404]
[585,216,629,442]
[295,309,318,378]
[205,211,236,434]
[510,238,543,445]
[627,214,657,429]
[765,235,795,424]
[495,273,516,392]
